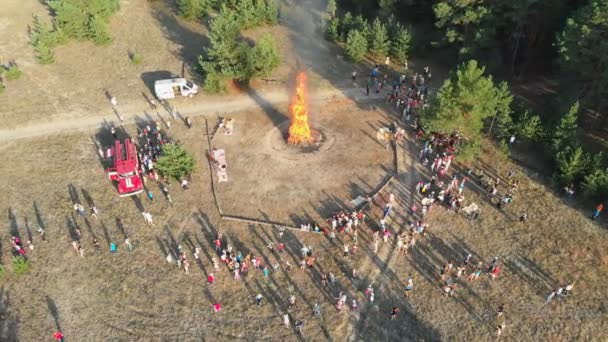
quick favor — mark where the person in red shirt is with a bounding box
[207,273,215,285]
[491,265,502,280]
[53,331,65,342]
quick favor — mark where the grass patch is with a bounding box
[0,83,5,94]
[12,256,30,275]
[130,52,143,65]
[4,65,22,80]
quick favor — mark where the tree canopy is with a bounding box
[422,60,512,143]
[156,144,196,180]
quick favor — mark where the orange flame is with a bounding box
[287,72,313,144]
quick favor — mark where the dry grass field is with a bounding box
[0,0,607,341]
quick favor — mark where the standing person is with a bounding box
[283,314,290,327]
[343,244,349,258]
[289,295,297,309]
[111,126,117,139]
[110,96,118,107]
[546,289,557,303]
[313,302,321,316]
[497,304,505,318]
[366,79,371,96]
[385,56,390,68]
[592,203,604,220]
[207,273,215,285]
[255,293,263,306]
[125,238,133,251]
[352,71,357,81]
[390,306,399,320]
[212,303,222,312]
[91,206,99,220]
[404,278,414,297]
[295,320,304,335]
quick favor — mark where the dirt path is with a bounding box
[0,87,384,142]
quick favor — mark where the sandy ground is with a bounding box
[213,99,394,225]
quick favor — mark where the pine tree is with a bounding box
[156,144,196,180]
[552,101,579,153]
[582,166,608,198]
[391,27,412,63]
[422,60,513,156]
[339,12,354,41]
[369,18,390,57]
[554,146,589,185]
[325,17,340,41]
[345,29,368,62]
[246,33,280,79]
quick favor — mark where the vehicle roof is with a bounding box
[154,78,187,86]
[114,139,138,174]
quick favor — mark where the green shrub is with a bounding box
[177,0,208,20]
[29,17,65,64]
[130,52,143,65]
[48,0,119,42]
[89,15,112,45]
[582,167,608,198]
[12,256,30,276]
[4,65,22,81]
[345,29,368,62]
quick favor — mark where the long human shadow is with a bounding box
[46,296,62,333]
[0,288,18,341]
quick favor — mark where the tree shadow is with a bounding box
[149,2,209,78]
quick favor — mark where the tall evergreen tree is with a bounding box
[345,29,368,62]
[422,60,513,156]
[551,101,579,153]
[391,27,412,63]
[369,18,390,57]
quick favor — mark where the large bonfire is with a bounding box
[287,72,314,145]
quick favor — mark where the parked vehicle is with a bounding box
[106,139,144,197]
[154,78,198,100]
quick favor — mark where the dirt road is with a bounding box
[0,87,384,142]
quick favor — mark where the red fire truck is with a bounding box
[106,139,144,197]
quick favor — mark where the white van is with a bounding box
[154,78,199,100]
